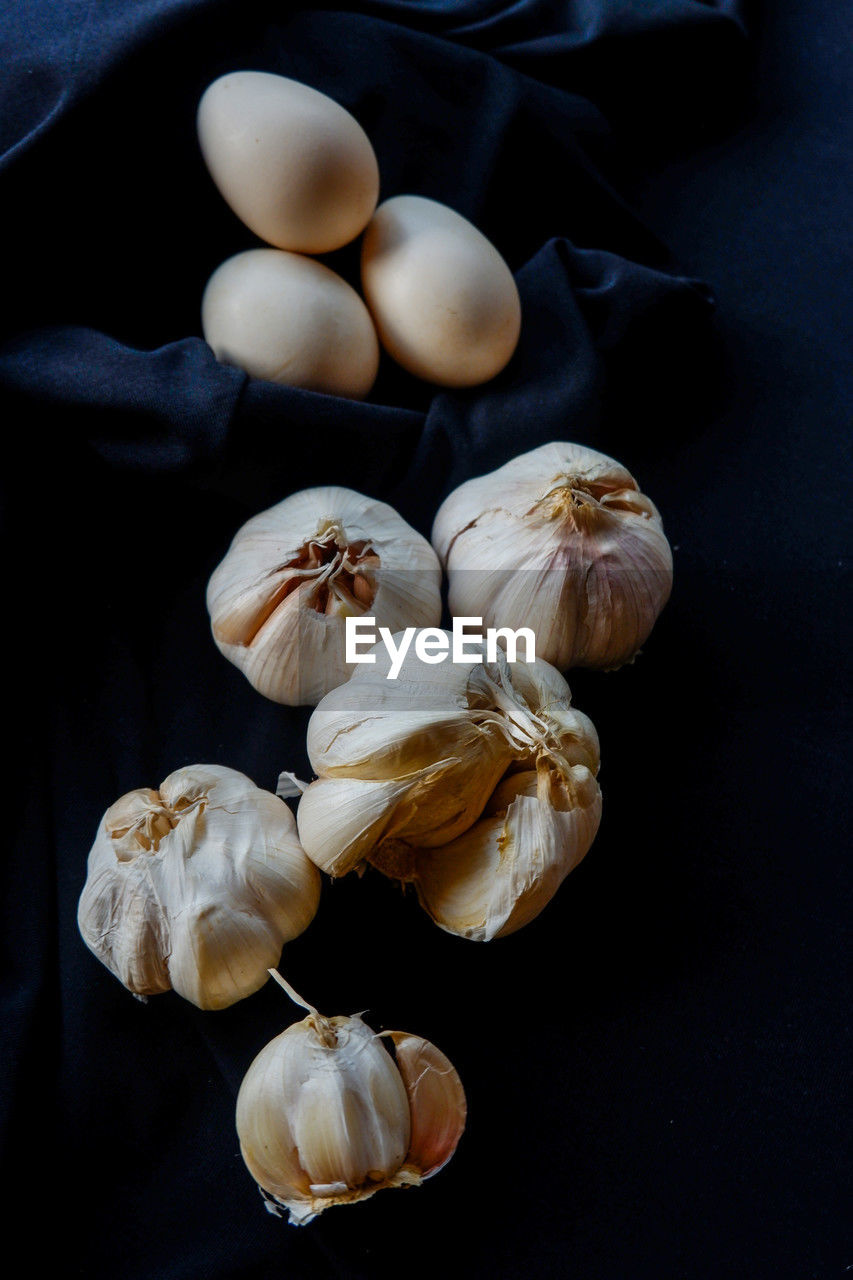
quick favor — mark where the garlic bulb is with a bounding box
[207,487,442,705]
[236,972,466,1224]
[431,442,674,670]
[78,765,321,1010]
[294,639,602,940]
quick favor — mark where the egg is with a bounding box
[197,71,380,254]
[201,249,380,400]
[360,195,521,387]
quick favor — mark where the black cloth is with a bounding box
[2,2,849,1276]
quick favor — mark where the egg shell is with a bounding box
[360,195,521,388]
[202,248,380,400]
[197,71,380,254]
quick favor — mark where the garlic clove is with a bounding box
[235,1029,316,1210]
[432,441,674,670]
[167,900,288,1011]
[387,1032,467,1178]
[501,657,601,773]
[295,744,510,878]
[206,566,298,650]
[78,766,321,1009]
[295,775,416,877]
[414,760,601,941]
[412,821,506,941]
[290,1017,411,1192]
[76,853,173,996]
[236,975,465,1223]
[305,652,493,781]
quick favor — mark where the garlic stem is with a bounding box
[267,968,337,1047]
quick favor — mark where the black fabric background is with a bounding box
[2,2,850,1276]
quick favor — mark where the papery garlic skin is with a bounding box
[431,441,673,670]
[296,640,602,940]
[77,766,321,1010]
[207,486,442,706]
[236,986,466,1224]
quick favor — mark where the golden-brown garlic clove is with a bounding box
[414,759,602,940]
[387,1032,467,1178]
[77,765,321,1010]
[293,774,417,877]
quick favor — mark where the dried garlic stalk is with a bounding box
[236,971,466,1224]
[207,486,442,705]
[432,441,673,670]
[294,640,601,939]
[78,765,320,1010]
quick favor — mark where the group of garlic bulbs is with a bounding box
[207,442,673,707]
[78,768,466,1221]
[78,437,672,1224]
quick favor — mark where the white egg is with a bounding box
[360,195,521,387]
[197,71,380,254]
[202,249,380,400]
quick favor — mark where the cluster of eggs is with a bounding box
[198,71,522,398]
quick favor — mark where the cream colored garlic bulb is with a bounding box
[431,441,674,670]
[77,765,321,1010]
[236,972,466,1224]
[293,639,601,940]
[207,486,442,706]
